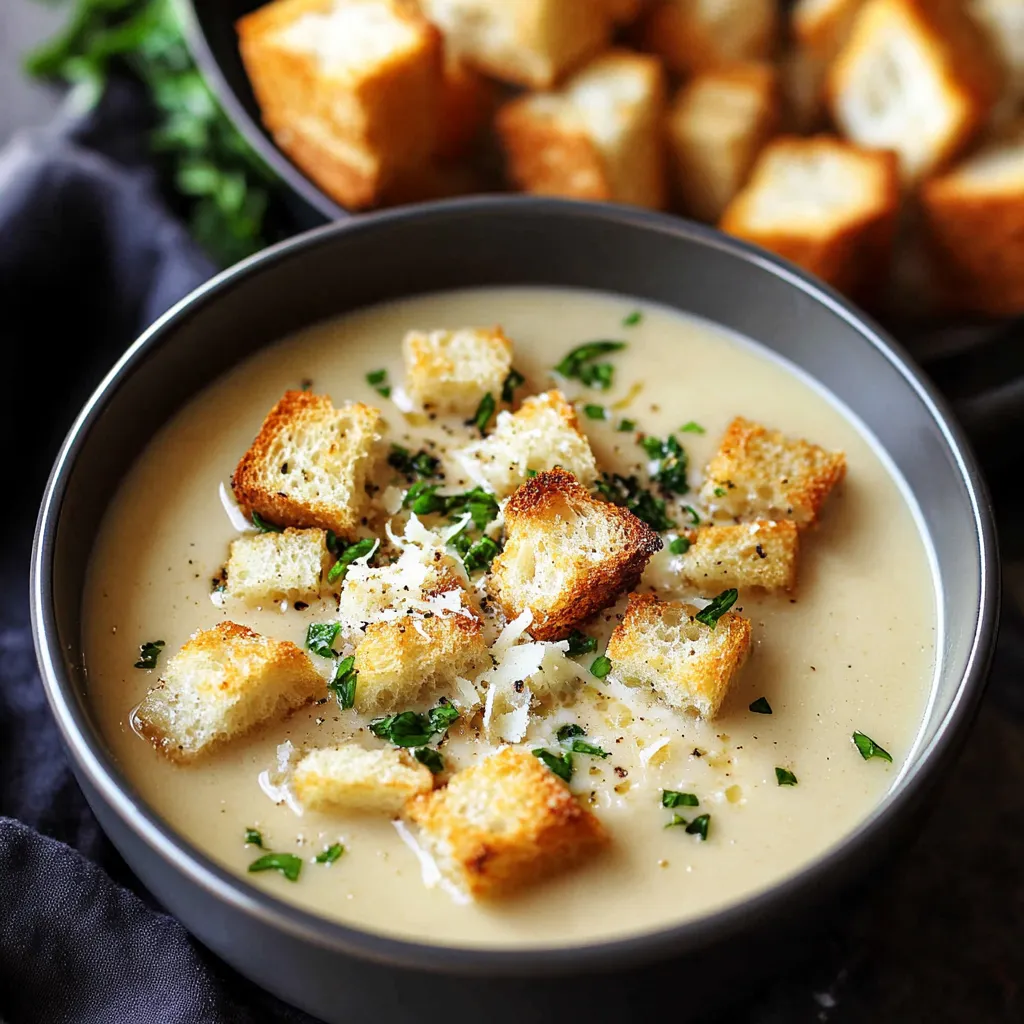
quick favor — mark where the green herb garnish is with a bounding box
[640,434,689,494]
[590,655,612,678]
[775,767,798,786]
[584,404,607,420]
[852,732,893,763]
[306,622,341,658]
[366,369,391,398]
[555,723,586,742]
[134,640,165,670]
[533,749,573,783]
[315,843,345,865]
[686,814,710,840]
[469,392,496,434]
[462,536,501,572]
[414,747,445,774]
[749,697,773,715]
[680,421,705,434]
[501,368,525,403]
[251,511,281,533]
[244,827,264,848]
[669,536,691,555]
[248,852,302,882]
[565,630,597,656]
[554,340,626,391]
[665,814,689,828]
[713,487,727,497]
[325,530,340,555]
[388,444,440,479]
[617,419,636,433]
[682,505,700,525]
[694,589,738,629]
[327,537,376,585]
[662,790,699,808]
[370,703,459,747]
[594,473,675,531]
[570,738,610,758]
[327,655,358,710]
[622,311,643,327]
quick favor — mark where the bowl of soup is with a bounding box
[31,198,997,1023]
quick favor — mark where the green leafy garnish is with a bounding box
[662,790,699,808]
[669,536,691,555]
[469,392,496,434]
[713,486,727,497]
[327,537,376,585]
[665,814,689,828]
[570,738,610,758]
[134,640,165,670]
[775,767,798,786]
[446,487,500,529]
[306,622,341,658]
[315,843,345,865]
[852,732,893,763]
[327,656,358,710]
[617,419,636,433]
[462,536,501,572]
[251,511,281,533]
[325,530,341,555]
[641,434,689,494]
[370,703,459,747]
[501,368,525,403]
[565,631,597,656]
[584,404,608,421]
[622,311,643,327]
[749,697,773,715]
[388,444,440,479]
[682,506,700,525]
[248,852,302,882]
[366,369,391,398]
[244,828,264,848]
[533,749,573,783]
[694,589,738,629]
[414,747,445,774]
[680,421,705,434]
[554,340,626,391]
[555,723,586,742]
[590,655,612,678]
[594,473,675,531]
[686,814,710,840]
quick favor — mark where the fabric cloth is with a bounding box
[1,85,1022,1024]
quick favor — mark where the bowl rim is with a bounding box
[31,197,999,976]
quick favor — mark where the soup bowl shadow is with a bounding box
[31,198,998,1023]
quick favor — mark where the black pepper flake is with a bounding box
[613,766,628,778]
[293,601,309,611]
[513,680,525,693]
[692,748,705,757]
[755,544,766,559]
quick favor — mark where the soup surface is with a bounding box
[83,286,937,949]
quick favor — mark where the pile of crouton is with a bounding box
[134,324,845,900]
[236,0,1024,317]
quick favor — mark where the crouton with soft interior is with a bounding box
[435,55,497,162]
[969,0,1024,119]
[402,326,513,415]
[237,0,441,210]
[793,0,866,60]
[418,0,612,89]
[292,742,434,813]
[225,527,330,604]
[497,50,667,209]
[135,622,323,763]
[676,521,800,595]
[488,468,662,642]
[455,390,598,497]
[699,416,847,527]
[640,0,778,76]
[667,63,779,223]
[404,746,607,899]
[232,390,382,539]
[606,592,752,719]
[720,134,900,302]
[827,0,1003,181]
[920,119,1024,317]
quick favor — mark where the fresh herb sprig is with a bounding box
[852,732,893,763]
[554,341,626,391]
[640,434,689,494]
[695,590,738,629]
[134,639,165,670]
[327,537,376,585]
[327,655,358,709]
[370,703,459,747]
[388,445,440,480]
[594,473,675,532]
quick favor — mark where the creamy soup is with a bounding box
[83,287,937,949]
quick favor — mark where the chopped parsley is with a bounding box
[248,852,302,882]
[327,536,376,585]
[244,827,264,848]
[370,703,459,747]
[501,368,525,403]
[695,589,738,629]
[590,655,612,678]
[622,310,643,327]
[584,404,608,421]
[469,392,496,434]
[134,640,165,670]
[775,767,798,786]
[682,505,700,525]
[662,790,699,808]
[414,747,445,774]
[680,421,705,434]
[565,630,597,656]
[713,487,727,497]
[533,748,573,783]
[447,487,500,529]
[554,340,626,391]
[570,738,610,758]
[749,697,773,714]
[617,419,636,433]
[366,368,391,398]
[686,814,710,840]
[852,731,893,763]
[665,814,689,829]
[325,530,341,555]
[327,655,358,710]
[387,444,440,479]
[251,510,281,533]
[669,536,691,555]
[314,843,345,865]
[461,535,501,573]
[595,473,675,531]
[641,434,689,494]
[555,723,586,742]
[404,482,446,516]
[306,622,341,658]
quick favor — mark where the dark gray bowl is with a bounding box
[31,199,998,1023]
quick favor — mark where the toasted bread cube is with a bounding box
[607,593,752,719]
[402,326,513,415]
[794,0,867,60]
[969,0,1024,116]
[419,0,611,89]
[720,135,900,301]
[921,120,1024,316]
[292,743,434,813]
[667,63,779,223]
[455,390,598,498]
[225,528,330,604]
[497,50,668,209]
[488,469,662,641]
[699,417,847,527]
[353,610,489,712]
[237,0,441,210]
[603,0,648,23]
[436,56,497,162]
[640,0,778,76]
[676,521,799,595]
[404,746,607,899]
[135,623,322,762]
[827,0,1002,181]
[232,390,381,540]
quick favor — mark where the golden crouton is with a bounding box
[402,326,514,415]
[699,417,846,527]
[640,0,778,76]
[404,746,607,899]
[719,135,900,302]
[237,0,442,210]
[436,56,497,162]
[827,0,1003,181]
[225,528,330,604]
[969,0,1024,118]
[353,610,489,712]
[232,390,382,540]
[488,469,662,642]
[455,390,598,498]
[676,521,800,595]
[292,743,434,813]
[418,0,612,89]
[606,593,752,719]
[496,50,668,209]
[920,120,1024,317]
[135,622,322,762]
[794,0,866,60]
[667,63,779,223]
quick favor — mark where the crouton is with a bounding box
[237,0,442,210]
[606,593,752,719]
[402,326,514,415]
[676,521,800,594]
[225,528,330,604]
[719,135,900,301]
[232,390,382,539]
[827,0,1003,181]
[699,417,847,527]
[603,0,647,23]
[640,0,778,76]
[404,746,607,899]
[418,0,612,90]
[920,119,1024,316]
[353,610,489,712]
[667,63,779,223]
[292,742,434,813]
[454,390,598,498]
[496,50,668,209]
[488,469,662,641]
[135,622,322,763]
[436,56,497,162]
[969,0,1024,117]
[794,0,867,60]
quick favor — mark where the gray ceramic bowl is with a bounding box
[31,199,998,1023]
